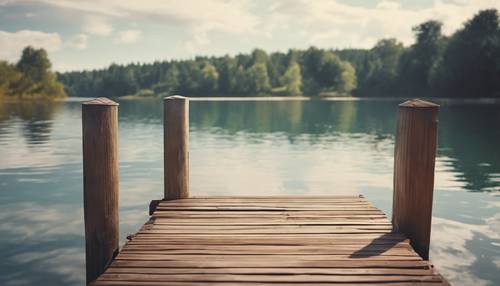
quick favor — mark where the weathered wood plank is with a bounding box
[98,273,443,283]
[93,282,447,286]
[109,259,431,269]
[104,267,434,275]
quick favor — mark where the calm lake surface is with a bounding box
[0,98,499,285]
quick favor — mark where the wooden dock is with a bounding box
[90,196,448,285]
[82,97,450,285]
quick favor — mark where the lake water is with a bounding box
[0,97,499,285]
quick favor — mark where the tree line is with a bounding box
[5,9,499,99]
[0,47,66,99]
[58,47,357,98]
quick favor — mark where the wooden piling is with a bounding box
[164,96,189,200]
[82,97,119,284]
[392,98,439,260]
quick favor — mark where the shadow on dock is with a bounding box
[349,232,406,258]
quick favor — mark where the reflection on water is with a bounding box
[0,101,63,146]
[0,98,499,285]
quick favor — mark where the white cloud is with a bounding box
[66,33,88,50]
[0,30,62,61]
[82,15,113,36]
[115,29,141,44]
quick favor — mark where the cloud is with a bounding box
[376,1,401,10]
[24,0,259,51]
[4,0,500,52]
[0,30,62,61]
[34,0,258,32]
[66,33,88,50]
[183,27,210,54]
[115,29,141,44]
[82,15,113,36]
[264,0,500,48]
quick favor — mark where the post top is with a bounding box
[164,95,187,100]
[399,98,439,108]
[83,97,118,106]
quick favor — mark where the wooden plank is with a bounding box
[104,267,434,275]
[114,254,423,261]
[109,259,431,269]
[155,206,380,211]
[152,211,388,217]
[153,210,386,216]
[98,273,443,283]
[188,196,364,199]
[93,282,447,286]
[120,246,414,255]
[150,221,390,226]
[145,225,394,230]
[127,235,409,245]
[156,202,374,207]
[121,242,412,248]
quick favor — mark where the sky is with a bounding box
[0,0,499,72]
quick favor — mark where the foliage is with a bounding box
[398,21,446,95]
[57,9,500,98]
[433,9,500,97]
[0,47,65,100]
[281,61,302,96]
[58,48,356,97]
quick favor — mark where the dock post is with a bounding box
[393,99,439,260]
[82,98,119,284]
[164,96,189,200]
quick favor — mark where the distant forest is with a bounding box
[58,9,500,98]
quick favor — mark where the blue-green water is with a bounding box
[0,98,499,285]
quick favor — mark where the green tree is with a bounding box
[358,39,404,96]
[246,63,271,94]
[16,46,51,82]
[101,64,138,97]
[398,21,445,95]
[8,46,66,98]
[281,60,302,96]
[200,62,219,94]
[0,61,22,97]
[336,61,357,94]
[251,48,268,64]
[153,64,179,96]
[315,52,356,94]
[436,9,500,97]
[216,56,237,94]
